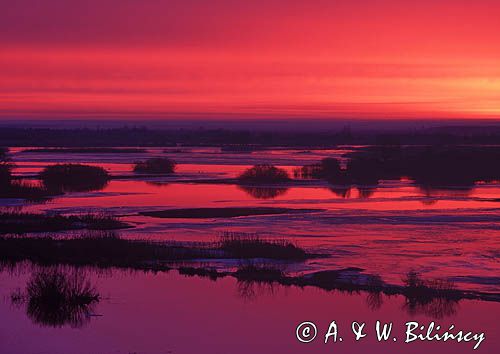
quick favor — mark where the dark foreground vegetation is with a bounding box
[23,147,147,154]
[187,263,499,315]
[296,145,500,191]
[1,151,110,199]
[0,232,316,268]
[238,164,290,184]
[1,232,497,309]
[8,264,476,325]
[12,268,99,328]
[0,211,129,234]
[133,157,176,174]
[1,154,58,200]
[40,164,110,192]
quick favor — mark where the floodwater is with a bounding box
[4,147,499,292]
[1,146,499,353]
[0,265,498,354]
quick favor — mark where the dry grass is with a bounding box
[0,211,129,234]
[217,232,307,260]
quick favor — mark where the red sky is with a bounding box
[1,0,500,120]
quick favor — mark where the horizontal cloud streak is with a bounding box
[1,1,500,119]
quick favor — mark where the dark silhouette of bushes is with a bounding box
[296,146,500,195]
[1,152,105,200]
[345,155,385,185]
[345,145,500,188]
[294,158,343,180]
[0,160,58,200]
[40,164,110,192]
[402,271,459,318]
[133,157,176,174]
[404,147,500,188]
[238,164,290,183]
[22,268,99,328]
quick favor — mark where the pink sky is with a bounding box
[1,0,500,119]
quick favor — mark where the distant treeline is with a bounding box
[1,126,500,147]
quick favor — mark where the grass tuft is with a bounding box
[24,268,99,328]
[40,164,109,192]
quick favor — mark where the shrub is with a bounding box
[133,158,176,174]
[0,161,58,200]
[294,158,342,180]
[238,164,290,183]
[25,268,99,328]
[40,164,109,192]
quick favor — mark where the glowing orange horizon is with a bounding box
[1,1,500,120]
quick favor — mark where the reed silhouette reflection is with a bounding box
[231,265,463,319]
[238,185,289,199]
[12,267,100,328]
[297,146,500,201]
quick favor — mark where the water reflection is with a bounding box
[297,146,500,202]
[357,186,376,199]
[233,274,461,319]
[1,263,497,354]
[238,185,289,199]
[418,186,473,198]
[365,291,384,310]
[11,267,100,328]
[236,280,280,301]
[403,296,459,319]
[328,186,351,198]
[231,265,464,319]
